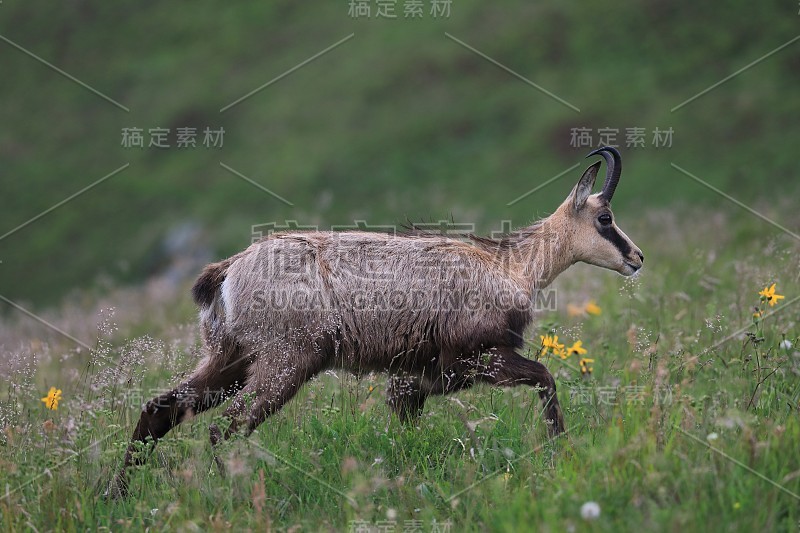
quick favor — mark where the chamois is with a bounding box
[108,146,643,497]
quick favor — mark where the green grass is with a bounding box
[2,0,800,306]
[1,209,798,531]
[2,2,799,528]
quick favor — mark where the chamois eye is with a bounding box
[598,214,612,226]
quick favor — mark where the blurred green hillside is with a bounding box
[1,0,798,307]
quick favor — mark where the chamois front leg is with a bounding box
[482,346,565,436]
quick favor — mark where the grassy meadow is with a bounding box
[2,0,800,530]
[1,206,799,531]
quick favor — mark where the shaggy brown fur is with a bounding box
[107,147,643,498]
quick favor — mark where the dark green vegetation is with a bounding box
[1,0,799,305]
[1,0,800,530]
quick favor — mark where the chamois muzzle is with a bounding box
[586,146,621,202]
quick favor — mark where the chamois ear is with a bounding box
[572,161,600,211]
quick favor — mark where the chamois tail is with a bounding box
[191,260,230,308]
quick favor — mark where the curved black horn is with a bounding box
[585,146,622,202]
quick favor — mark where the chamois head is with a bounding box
[557,146,644,276]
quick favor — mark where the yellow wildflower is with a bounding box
[579,358,595,374]
[567,303,586,317]
[551,336,564,353]
[540,335,552,354]
[540,334,564,357]
[585,300,602,316]
[758,283,784,307]
[567,341,587,357]
[41,387,62,410]
[567,300,601,317]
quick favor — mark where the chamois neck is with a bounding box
[505,218,574,291]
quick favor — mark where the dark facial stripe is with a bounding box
[598,225,631,257]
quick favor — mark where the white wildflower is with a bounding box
[580,501,600,520]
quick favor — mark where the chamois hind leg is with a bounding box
[208,352,322,475]
[386,376,427,423]
[106,344,250,499]
[480,346,565,436]
[386,356,477,422]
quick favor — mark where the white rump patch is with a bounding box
[220,276,233,318]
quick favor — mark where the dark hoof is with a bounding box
[209,423,223,446]
[546,405,566,437]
